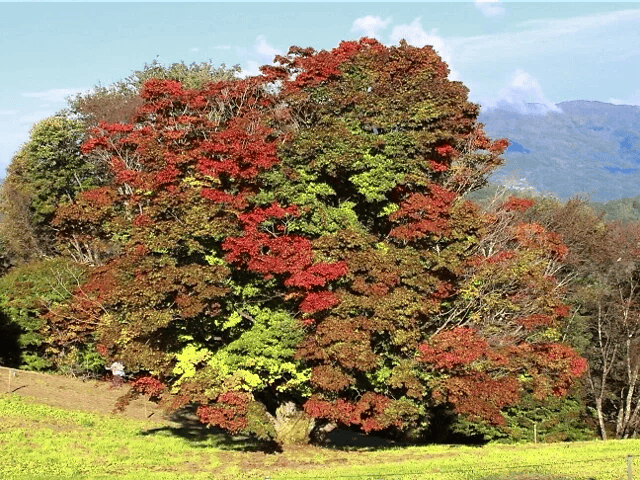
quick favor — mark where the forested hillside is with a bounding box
[1,41,639,447]
[480,100,640,201]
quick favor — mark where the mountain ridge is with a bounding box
[478,100,640,202]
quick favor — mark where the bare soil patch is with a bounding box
[0,365,168,424]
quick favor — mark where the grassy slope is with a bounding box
[1,394,638,480]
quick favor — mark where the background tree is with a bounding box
[571,221,640,439]
[0,60,241,265]
[67,60,241,128]
[508,195,640,439]
[0,117,98,260]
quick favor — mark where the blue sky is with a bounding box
[1,2,639,175]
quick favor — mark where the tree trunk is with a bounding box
[595,397,607,441]
[272,401,315,446]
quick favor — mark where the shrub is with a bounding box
[0,257,88,370]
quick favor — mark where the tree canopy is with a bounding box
[44,39,586,445]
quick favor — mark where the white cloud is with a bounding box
[485,69,561,114]
[518,8,640,35]
[254,35,281,63]
[191,47,199,52]
[389,18,460,80]
[237,35,283,78]
[240,60,262,79]
[389,18,451,63]
[609,90,640,106]
[351,15,392,39]
[449,8,640,67]
[213,45,231,50]
[474,0,506,18]
[21,88,84,104]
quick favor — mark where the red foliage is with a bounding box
[428,160,449,172]
[140,79,184,99]
[501,196,535,213]
[131,214,153,227]
[514,223,568,259]
[130,376,166,399]
[222,201,348,312]
[285,261,349,289]
[417,327,489,370]
[310,365,353,392]
[485,250,518,264]
[489,138,509,153]
[200,188,247,208]
[507,342,587,398]
[299,291,340,313]
[78,187,116,207]
[80,136,109,154]
[435,144,459,158]
[515,314,554,330]
[389,185,457,241]
[419,326,587,423]
[303,392,393,432]
[440,374,520,425]
[196,391,251,434]
[277,39,384,92]
[553,304,571,318]
[196,116,279,179]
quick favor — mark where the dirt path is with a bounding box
[0,365,169,424]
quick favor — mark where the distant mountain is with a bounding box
[478,100,640,202]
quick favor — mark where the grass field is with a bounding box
[1,393,638,480]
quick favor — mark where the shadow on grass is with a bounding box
[138,404,283,453]
[479,475,595,480]
[316,427,398,451]
[139,404,406,453]
[138,404,487,454]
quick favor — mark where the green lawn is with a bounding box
[0,393,637,480]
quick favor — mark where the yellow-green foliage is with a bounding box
[172,306,309,396]
[214,306,310,393]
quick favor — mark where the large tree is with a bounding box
[49,39,585,445]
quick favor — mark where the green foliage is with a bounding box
[348,152,405,202]
[218,307,308,393]
[245,400,278,441]
[0,258,87,370]
[0,116,102,259]
[450,392,595,444]
[173,343,212,379]
[115,59,241,91]
[56,342,106,376]
[590,195,640,223]
[11,117,89,217]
